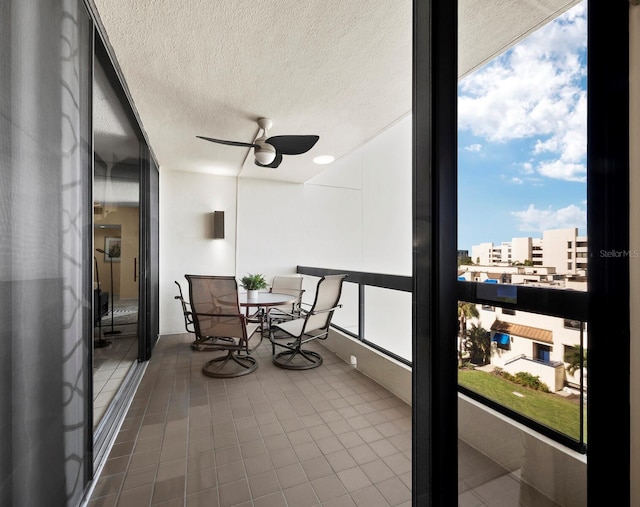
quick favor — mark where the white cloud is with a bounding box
[521,162,534,174]
[458,2,587,182]
[532,92,587,164]
[511,177,523,184]
[537,160,586,182]
[464,143,482,152]
[511,203,586,233]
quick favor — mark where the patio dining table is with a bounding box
[225,291,298,335]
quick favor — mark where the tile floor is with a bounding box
[86,333,559,507]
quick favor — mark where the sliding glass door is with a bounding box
[91,35,142,430]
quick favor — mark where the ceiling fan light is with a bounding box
[254,145,276,165]
[313,155,335,165]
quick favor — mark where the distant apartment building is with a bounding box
[469,227,587,275]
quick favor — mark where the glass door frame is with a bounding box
[89,22,159,476]
[412,0,630,504]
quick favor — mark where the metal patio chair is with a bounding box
[185,274,262,377]
[266,275,305,326]
[269,274,347,369]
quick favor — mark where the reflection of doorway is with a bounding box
[92,43,141,430]
[93,174,140,426]
[92,159,141,427]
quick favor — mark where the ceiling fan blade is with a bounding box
[196,135,259,149]
[265,135,319,155]
[255,152,283,169]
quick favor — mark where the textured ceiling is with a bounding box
[91,0,580,184]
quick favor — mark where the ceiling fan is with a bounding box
[197,118,319,168]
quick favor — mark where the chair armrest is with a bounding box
[308,304,342,316]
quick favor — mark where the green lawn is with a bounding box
[458,368,587,442]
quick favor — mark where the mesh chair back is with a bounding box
[304,274,347,333]
[185,275,246,340]
[271,275,303,296]
[270,275,304,313]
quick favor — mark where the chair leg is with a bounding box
[202,351,258,378]
[269,328,277,355]
[273,347,323,370]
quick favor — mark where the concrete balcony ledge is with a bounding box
[323,328,412,405]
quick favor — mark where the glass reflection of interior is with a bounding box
[92,49,141,429]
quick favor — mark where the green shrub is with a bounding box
[493,369,550,392]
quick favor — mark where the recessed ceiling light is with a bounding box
[313,155,335,165]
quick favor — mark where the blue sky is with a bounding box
[457,2,587,252]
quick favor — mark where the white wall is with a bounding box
[297,112,411,276]
[542,228,577,275]
[512,236,532,264]
[236,178,310,281]
[159,170,237,334]
[299,184,364,270]
[361,115,412,275]
[472,242,493,264]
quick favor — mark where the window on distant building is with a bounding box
[568,252,572,259]
[568,241,573,248]
[568,262,573,270]
[563,344,583,363]
[534,343,552,363]
[491,332,511,350]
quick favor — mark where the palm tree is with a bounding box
[458,301,479,366]
[458,255,472,266]
[464,323,491,366]
[564,344,587,375]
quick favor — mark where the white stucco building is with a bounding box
[470,228,588,275]
[458,264,588,392]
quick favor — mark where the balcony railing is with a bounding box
[297,265,412,366]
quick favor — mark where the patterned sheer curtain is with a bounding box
[0,1,92,506]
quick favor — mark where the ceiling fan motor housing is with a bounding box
[254,138,276,165]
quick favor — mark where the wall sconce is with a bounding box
[212,211,225,239]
